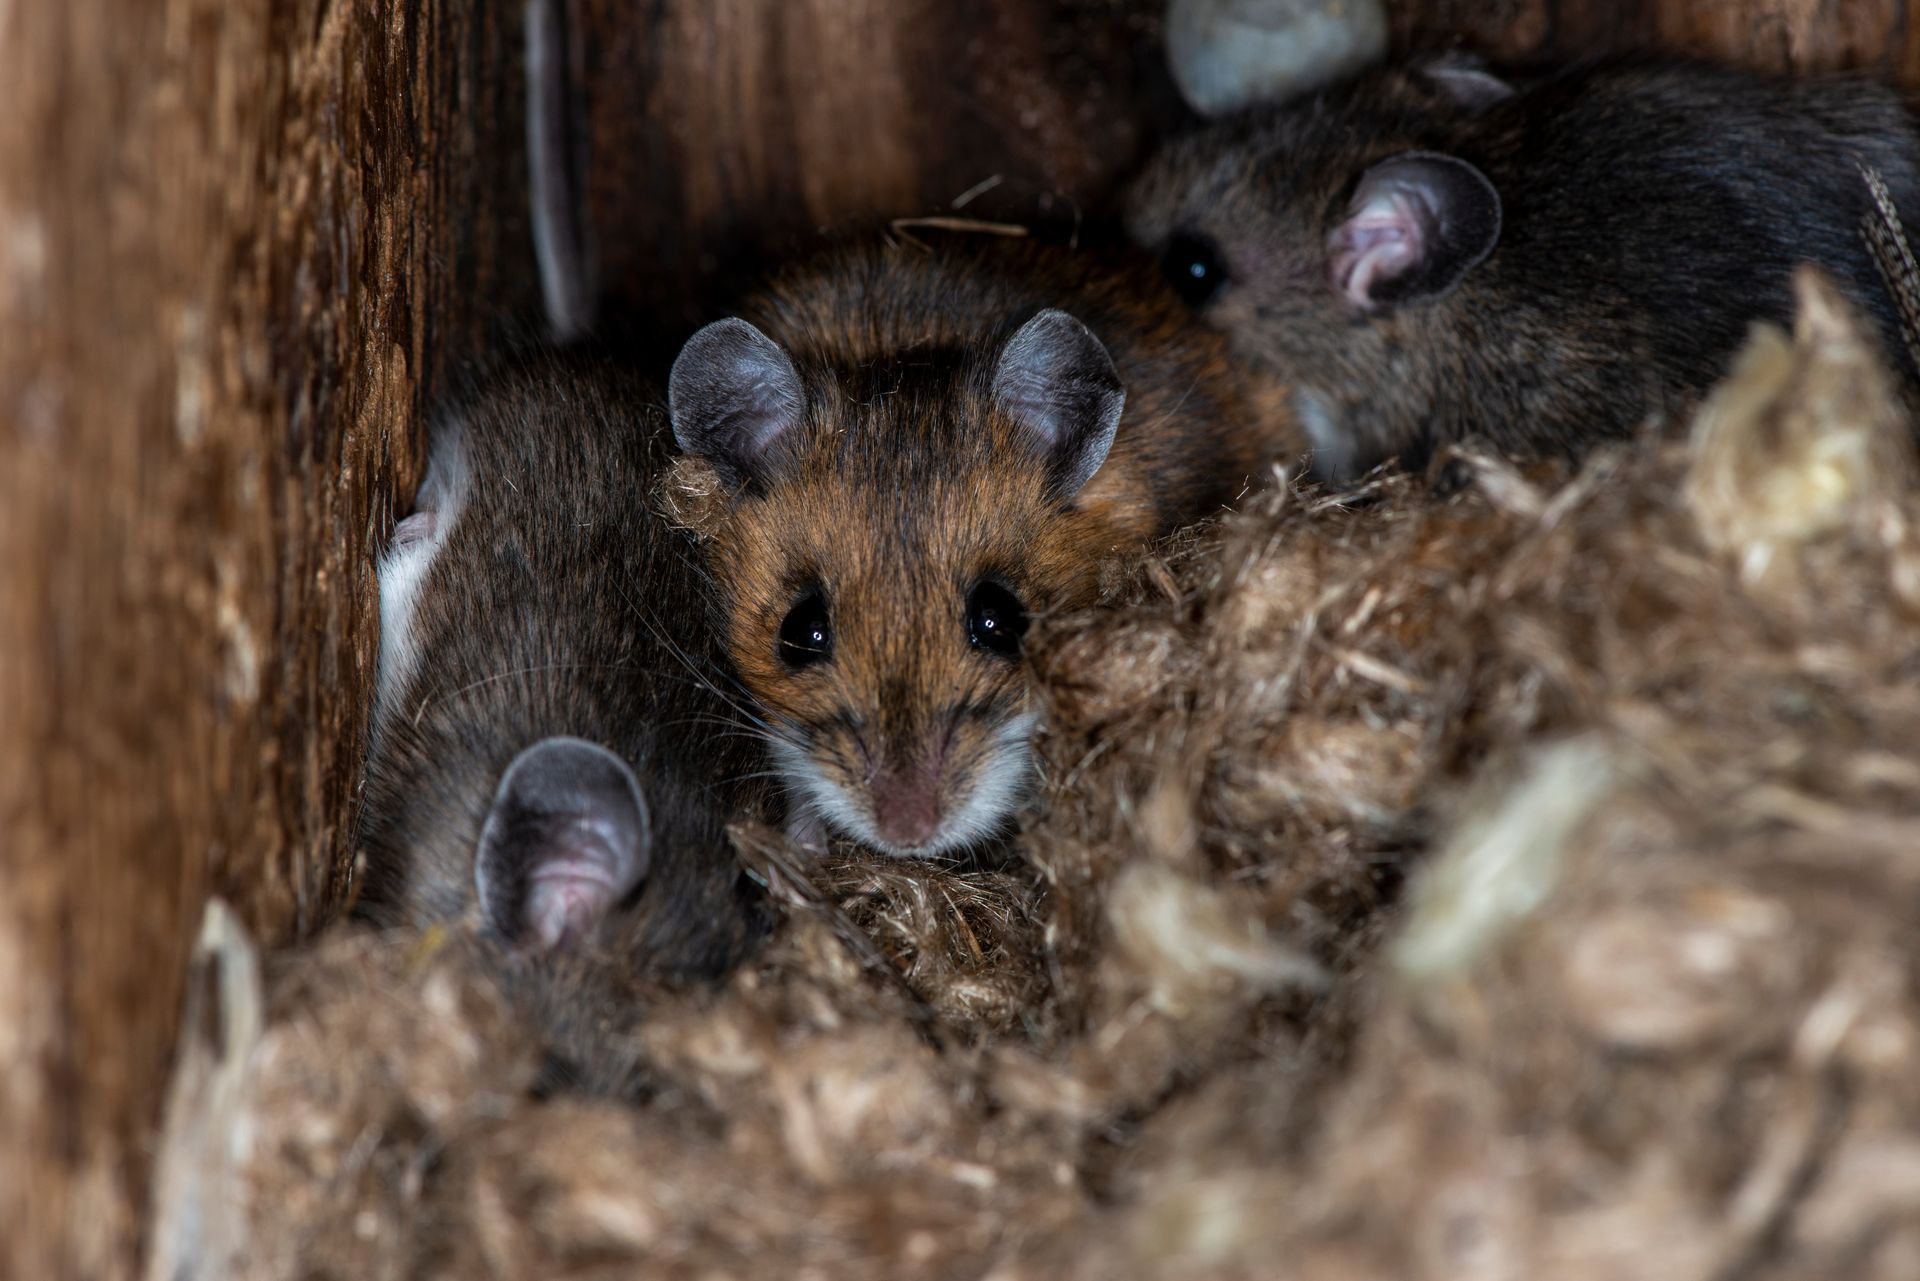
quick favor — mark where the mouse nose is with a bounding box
[869,764,942,849]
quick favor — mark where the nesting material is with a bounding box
[156,268,1920,1279]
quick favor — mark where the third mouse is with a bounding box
[1128,58,1920,479]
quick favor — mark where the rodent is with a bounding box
[358,353,770,1093]
[662,236,1294,858]
[1126,58,1920,479]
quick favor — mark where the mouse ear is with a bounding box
[1330,151,1502,311]
[668,318,806,489]
[473,737,652,951]
[990,309,1127,500]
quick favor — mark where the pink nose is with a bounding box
[869,767,941,849]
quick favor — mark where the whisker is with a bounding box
[613,579,778,733]
[659,722,793,753]
[662,724,775,744]
[409,661,635,728]
[726,769,801,786]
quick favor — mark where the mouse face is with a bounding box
[1126,70,1506,478]
[667,312,1129,856]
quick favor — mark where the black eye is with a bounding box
[778,592,832,669]
[1161,231,1228,308]
[966,581,1028,658]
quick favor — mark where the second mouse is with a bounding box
[663,238,1295,859]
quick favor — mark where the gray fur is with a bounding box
[359,355,769,1095]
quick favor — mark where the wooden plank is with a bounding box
[0,2,529,1275]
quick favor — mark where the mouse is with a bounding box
[357,353,771,1093]
[1126,57,1920,479]
[662,236,1295,859]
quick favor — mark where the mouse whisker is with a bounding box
[614,580,776,733]
[725,769,802,787]
[656,717,793,753]
[408,661,638,728]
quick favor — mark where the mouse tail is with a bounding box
[526,0,597,341]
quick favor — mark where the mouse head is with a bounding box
[1126,66,1507,476]
[474,736,652,950]
[665,311,1127,857]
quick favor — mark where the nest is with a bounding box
[150,268,1920,1280]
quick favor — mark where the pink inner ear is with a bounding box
[524,853,622,950]
[1330,191,1425,310]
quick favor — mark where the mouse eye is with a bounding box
[1161,231,1229,308]
[966,581,1028,658]
[778,592,832,669]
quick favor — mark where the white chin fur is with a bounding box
[772,712,1039,858]
[375,424,470,725]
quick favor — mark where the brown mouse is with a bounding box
[1127,58,1920,479]
[663,237,1294,858]
[358,353,770,1094]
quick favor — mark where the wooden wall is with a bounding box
[576,0,1179,335]
[0,2,530,1274]
[3,1,1917,1276]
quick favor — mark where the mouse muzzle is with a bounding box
[777,702,1038,858]
[867,759,945,849]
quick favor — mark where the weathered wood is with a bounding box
[0,2,529,1276]
[576,0,1173,334]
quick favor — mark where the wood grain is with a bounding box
[576,0,1172,335]
[0,2,528,1275]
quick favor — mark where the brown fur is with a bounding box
[664,235,1297,852]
